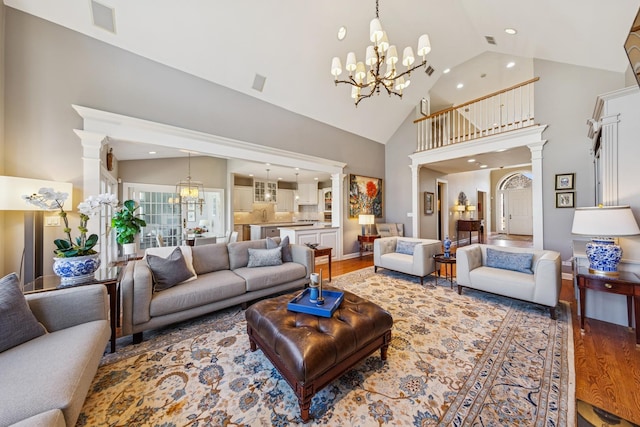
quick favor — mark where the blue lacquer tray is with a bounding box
[287,288,344,318]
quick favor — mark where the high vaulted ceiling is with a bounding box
[5,0,640,148]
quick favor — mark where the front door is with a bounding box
[506,188,532,235]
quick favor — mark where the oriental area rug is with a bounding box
[78,267,575,426]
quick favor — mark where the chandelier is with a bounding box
[171,152,205,214]
[330,0,431,106]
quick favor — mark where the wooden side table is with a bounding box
[358,234,380,257]
[576,266,640,345]
[24,267,121,353]
[313,246,332,282]
[433,253,456,289]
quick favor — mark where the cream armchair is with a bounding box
[374,236,441,285]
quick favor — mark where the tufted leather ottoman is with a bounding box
[245,287,393,422]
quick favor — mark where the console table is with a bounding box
[457,220,483,247]
[576,266,640,345]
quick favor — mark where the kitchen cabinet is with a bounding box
[279,226,339,260]
[233,224,245,242]
[254,180,277,203]
[277,189,294,212]
[234,186,253,212]
[297,183,318,205]
[250,224,282,240]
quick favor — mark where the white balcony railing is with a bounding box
[414,77,539,152]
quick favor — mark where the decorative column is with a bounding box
[74,129,107,239]
[410,164,420,237]
[527,140,547,250]
[331,173,344,260]
[598,114,620,205]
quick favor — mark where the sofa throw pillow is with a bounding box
[145,246,197,282]
[396,239,420,255]
[0,272,47,352]
[147,247,195,292]
[266,236,293,262]
[247,247,283,268]
[486,248,534,274]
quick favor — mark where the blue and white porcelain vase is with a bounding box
[443,236,452,258]
[52,254,101,286]
[585,239,622,275]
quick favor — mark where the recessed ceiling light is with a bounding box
[249,174,254,177]
[265,163,271,166]
[443,68,451,74]
[505,28,517,35]
[456,83,464,89]
[148,151,156,154]
[295,167,300,170]
[467,158,476,163]
[337,26,347,41]
[314,177,319,181]
[496,148,507,152]
[480,164,488,169]
[506,61,515,68]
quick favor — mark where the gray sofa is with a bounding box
[120,238,314,342]
[374,236,442,285]
[455,244,562,318]
[0,285,110,427]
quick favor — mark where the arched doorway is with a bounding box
[497,172,533,235]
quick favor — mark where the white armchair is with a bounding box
[374,236,441,285]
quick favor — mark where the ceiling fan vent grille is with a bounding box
[425,66,435,76]
[91,0,116,33]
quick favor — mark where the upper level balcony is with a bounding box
[414,78,539,152]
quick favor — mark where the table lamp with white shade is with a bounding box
[571,205,640,276]
[466,205,476,219]
[358,214,375,236]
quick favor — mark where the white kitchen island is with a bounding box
[279,226,339,261]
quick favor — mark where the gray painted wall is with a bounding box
[1,8,385,275]
[534,59,624,262]
[0,3,6,274]
[384,111,417,235]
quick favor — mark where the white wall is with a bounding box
[442,169,491,243]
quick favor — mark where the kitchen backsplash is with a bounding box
[233,202,321,224]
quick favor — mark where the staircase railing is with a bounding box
[414,77,539,152]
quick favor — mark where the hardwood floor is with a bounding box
[318,254,640,425]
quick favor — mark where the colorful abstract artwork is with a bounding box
[349,174,383,218]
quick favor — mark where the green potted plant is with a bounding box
[111,199,147,255]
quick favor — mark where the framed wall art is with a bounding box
[187,211,196,222]
[348,174,383,218]
[424,191,434,215]
[556,191,575,208]
[555,173,575,190]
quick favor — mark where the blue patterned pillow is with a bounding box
[247,247,283,268]
[396,240,420,255]
[485,248,534,274]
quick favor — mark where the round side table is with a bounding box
[433,253,456,289]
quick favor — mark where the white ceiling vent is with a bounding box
[485,35,496,45]
[91,0,116,34]
[252,74,267,92]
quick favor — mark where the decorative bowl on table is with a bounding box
[305,243,319,250]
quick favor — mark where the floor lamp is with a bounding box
[0,176,73,285]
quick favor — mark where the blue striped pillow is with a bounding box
[486,248,533,274]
